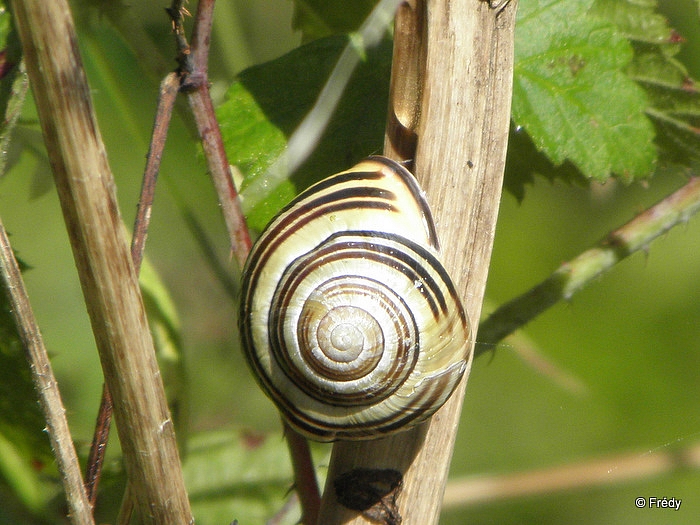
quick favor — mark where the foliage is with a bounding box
[0,0,699,524]
[222,0,700,219]
[218,35,391,232]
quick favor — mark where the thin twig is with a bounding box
[477,175,700,352]
[131,72,181,274]
[84,383,112,507]
[176,1,318,515]
[284,422,321,525]
[181,0,318,514]
[182,0,252,267]
[187,85,251,268]
[0,219,95,525]
[443,440,700,508]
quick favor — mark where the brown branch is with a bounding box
[9,0,193,522]
[84,0,253,511]
[183,0,252,267]
[284,422,321,525]
[131,72,181,274]
[95,0,319,520]
[84,383,112,507]
[443,441,700,508]
[318,1,518,523]
[167,6,317,516]
[0,219,95,524]
[186,86,251,268]
[177,4,317,517]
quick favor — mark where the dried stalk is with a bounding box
[84,72,181,507]
[443,440,700,508]
[184,0,252,267]
[0,220,94,524]
[9,0,193,522]
[318,1,518,523]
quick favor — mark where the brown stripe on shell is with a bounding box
[281,357,463,441]
[273,278,416,405]
[310,231,450,320]
[365,156,440,250]
[242,195,400,315]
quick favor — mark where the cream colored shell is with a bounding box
[239,157,471,441]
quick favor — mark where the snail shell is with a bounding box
[239,156,471,441]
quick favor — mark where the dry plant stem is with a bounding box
[87,0,251,509]
[478,175,700,351]
[84,72,181,507]
[10,0,193,523]
[284,422,321,525]
[383,0,424,163]
[0,221,94,525]
[84,383,112,506]
[443,440,700,508]
[187,85,252,267]
[184,0,252,267]
[131,72,181,273]
[318,0,517,523]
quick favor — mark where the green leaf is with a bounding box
[591,0,676,46]
[183,429,328,525]
[220,1,694,208]
[629,47,700,168]
[217,35,392,232]
[604,0,700,169]
[512,0,656,183]
[291,0,378,42]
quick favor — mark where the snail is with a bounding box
[239,156,471,441]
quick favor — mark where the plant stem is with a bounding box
[10,0,193,522]
[131,72,181,274]
[318,1,518,523]
[175,1,323,518]
[84,73,182,508]
[0,220,95,524]
[478,175,700,351]
[443,440,700,508]
[84,383,112,507]
[184,0,252,267]
[284,422,321,525]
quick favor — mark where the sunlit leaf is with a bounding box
[512,0,656,183]
[217,35,392,232]
[184,429,328,525]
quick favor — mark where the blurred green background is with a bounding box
[0,0,698,523]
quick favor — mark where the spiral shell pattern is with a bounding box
[239,157,471,441]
